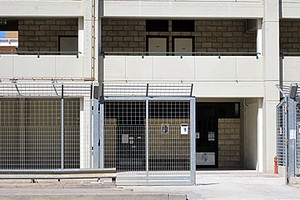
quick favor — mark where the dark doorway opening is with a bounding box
[196,102,240,169]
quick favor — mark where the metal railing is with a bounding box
[281,52,300,59]
[102,51,261,59]
[0,51,82,58]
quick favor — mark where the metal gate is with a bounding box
[277,83,300,183]
[102,83,196,185]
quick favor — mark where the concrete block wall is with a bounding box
[218,118,241,168]
[101,19,256,53]
[18,18,78,52]
[280,20,300,53]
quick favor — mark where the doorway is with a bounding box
[196,102,240,169]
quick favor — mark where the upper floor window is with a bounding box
[146,20,168,32]
[172,20,195,32]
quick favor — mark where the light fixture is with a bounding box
[289,83,298,100]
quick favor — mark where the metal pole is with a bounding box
[90,84,93,168]
[287,97,297,183]
[61,84,64,169]
[99,96,104,169]
[93,98,99,168]
[146,99,149,179]
[190,98,196,185]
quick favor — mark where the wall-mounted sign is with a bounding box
[122,134,129,144]
[181,124,188,135]
[161,124,169,134]
[208,131,215,141]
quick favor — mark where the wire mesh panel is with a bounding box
[277,101,287,166]
[296,105,300,169]
[103,98,194,185]
[104,101,146,172]
[0,98,80,169]
[148,101,190,172]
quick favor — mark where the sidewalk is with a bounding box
[0,170,299,200]
[129,170,300,200]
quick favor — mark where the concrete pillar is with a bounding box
[257,98,264,172]
[83,0,96,79]
[262,0,280,172]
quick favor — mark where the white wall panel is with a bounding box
[283,57,300,83]
[55,56,83,78]
[104,0,263,18]
[282,0,300,19]
[126,57,153,80]
[104,55,264,97]
[0,1,83,17]
[194,57,236,81]
[0,55,13,78]
[14,56,56,78]
[152,57,194,81]
[0,55,85,80]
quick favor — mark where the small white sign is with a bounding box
[122,134,129,144]
[181,124,188,135]
[290,129,296,140]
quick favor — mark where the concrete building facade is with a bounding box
[0,0,298,174]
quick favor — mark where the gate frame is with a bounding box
[277,83,300,184]
[101,96,196,185]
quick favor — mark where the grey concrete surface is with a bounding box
[0,170,299,200]
[128,170,300,200]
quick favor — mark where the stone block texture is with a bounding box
[218,118,241,168]
[280,20,300,52]
[18,18,78,52]
[102,19,256,53]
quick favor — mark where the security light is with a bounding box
[289,83,298,100]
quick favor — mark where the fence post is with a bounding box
[99,96,105,169]
[146,99,149,179]
[190,98,196,185]
[287,98,297,183]
[61,84,64,169]
[93,96,99,169]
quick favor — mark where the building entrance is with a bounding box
[196,102,240,169]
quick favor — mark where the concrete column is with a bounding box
[83,0,95,79]
[257,98,264,172]
[262,0,280,172]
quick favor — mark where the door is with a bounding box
[196,117,218,168]
[147,37,168,54]
[173,37,194,53]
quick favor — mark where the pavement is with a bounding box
[0,170,299,200]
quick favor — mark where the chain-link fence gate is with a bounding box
[101,83,196,185]
[277,83,300,184]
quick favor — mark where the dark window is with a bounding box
[0,20,18,31]
[172,20,195,32]
[146,20,168,32]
